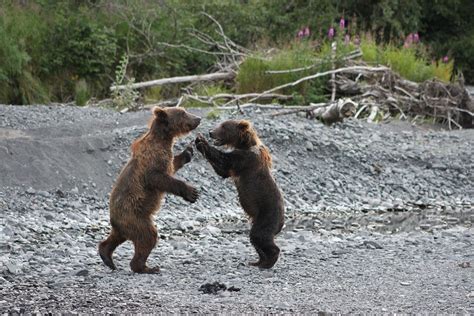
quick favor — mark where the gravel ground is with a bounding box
[0,104,473,314]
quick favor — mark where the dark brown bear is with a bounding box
[99,106,201,273]
[195,120,284,269]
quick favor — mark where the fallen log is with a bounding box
[110,72,235,91]
[270,98,357,124]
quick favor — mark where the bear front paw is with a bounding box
[195,134,209,153]
[182,144,194,163]
[183,185,199,203]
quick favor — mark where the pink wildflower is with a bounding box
[297,29,304,38]
[404,33,414,47]
[303,26,310,37]
[328,27,335,39]
[442,55,449,63]
[413,32,420,43]
[339,17,345,30]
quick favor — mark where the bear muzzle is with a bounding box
[189,115,201,130]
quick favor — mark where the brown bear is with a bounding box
[99,106,201,273]
[195,120,284,269]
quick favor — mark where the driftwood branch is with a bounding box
[144,93,292,108]
[269,103,327,117]
[248,66,390,103]
[111,72,234,91]
[210,93,292,102]
[330,41,337,102]
[265,49,362,75]
[270,99,357,124]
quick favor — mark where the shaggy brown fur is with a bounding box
[99,106,201,273]
[195,120,284,269]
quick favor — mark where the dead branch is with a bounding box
[248,66,390,103]
[330,41,337,102]
[269,103,327,117]
[265,49,362,75]
[111,72,234,91]
[269,99,357,124]
[218,103,287,110]
[210,93,292,102]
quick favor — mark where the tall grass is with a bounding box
[360,37,452,82]
[237,43,330,103]
[0,7,50,104]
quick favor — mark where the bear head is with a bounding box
[151,106,201,138]
[209,120,259,149]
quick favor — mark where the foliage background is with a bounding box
[0,0,472,104]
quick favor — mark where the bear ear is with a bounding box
[237,120,250,130]
[152,106,168,123]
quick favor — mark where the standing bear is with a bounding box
[99,106,201,273]
[195,120,285,269]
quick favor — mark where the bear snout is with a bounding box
[190,116,201,129]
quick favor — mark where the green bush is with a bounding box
[74,79,90,106]
[360,37,452,82]
[0,0,471,105]
[237,43,329,103]
[0,7,49,104]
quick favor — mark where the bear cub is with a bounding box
[195,120,284,269]
[99,106,200,273]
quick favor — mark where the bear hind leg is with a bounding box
[249,226,280,269]
[99,228,126,270]
[248,244,266,267]
[129,223,160,274]
[259,241,280,269]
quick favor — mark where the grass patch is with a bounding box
[361,37,452,82]
[237,43,329,103]
[74,79,90,106]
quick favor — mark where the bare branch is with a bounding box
[248,66,390,103]
[111,72,234,91]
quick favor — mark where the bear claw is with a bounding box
[184,185,199,203]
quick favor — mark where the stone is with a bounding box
[37,191,50,198]
[5,262,20,274]
[75,269,89,276]
[202,225,221,236]
[179,220,199,231]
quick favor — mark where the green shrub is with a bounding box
[360,39,379,64]
[0,0,471,105]
[111,54,139,110]
[0,7,49,104]
[74,79,90,106]
[360,37,452,82]
[237,43,330,103]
